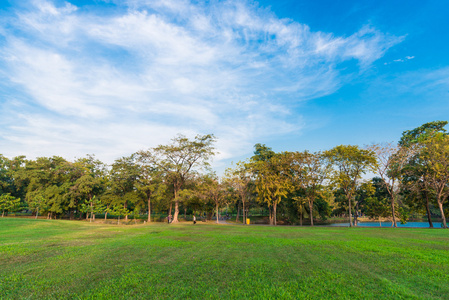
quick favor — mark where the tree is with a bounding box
[251,151,292,225]
[70,175,104,221]
[0,155,12,195]
[135,153,167,223]
[223,161,253,224]
[80,196,105,222]
[400,121,448,227]
[139,134,216,223]
[111,204,130,225]
[289,151,330,226]
[324,145,377,227]
[109,155,141,222]
[368,143,413,227]
[399,121,448,147]
[364,178,391,226]
[17,156,76,219]
[0,193,20,217]
[197,173,226,224]
[420,134,449,228]
[27,193,48,219]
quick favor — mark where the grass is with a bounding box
[1,218,448,299]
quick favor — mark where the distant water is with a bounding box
[329,221,443,228]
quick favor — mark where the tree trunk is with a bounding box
[124,203,128,221]
[216,202,219,224]
[172,200,179,223]
[90,200,93,222]
[390,195,397,228]
[242,200,246,225]
[269,208,273,225]
[308,200,314,227]
[300,207,303,226]
[236,204,240,223]
[171,185,179,223]
[184,207,187,220]
[70,210,74,220]
[425,192,433,228]
[354,202,358,226]
[147,197,151,222]
[273,202,277,226]
[348,195,353,227]
[437,200,447,229]
[105,205,109,220]
[36,207,39,219]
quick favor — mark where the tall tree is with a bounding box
[18,156,76,219]
[224,161,253,224]
[400,121,448,227]
[368,143,412,227]
[109,155,141,221]
[324,145,377,227]
[139,134,216,223]
[364,178,391,226]
[135,153,167,223]
[251,151,292,225]
[420,134,449,228]
[399,121,448,147]
[0,193,20,217]
[197,173,226,224]
[290,151,330,226]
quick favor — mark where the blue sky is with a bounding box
[0,0,448,171]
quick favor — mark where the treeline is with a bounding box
[1,122,448,228]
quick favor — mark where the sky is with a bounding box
[0,0,448,171]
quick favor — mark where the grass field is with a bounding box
[1,218,448,299]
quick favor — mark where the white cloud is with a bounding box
[384,55,415,65]
[0,0,402,167]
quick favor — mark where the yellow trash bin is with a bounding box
[246,218,250,225]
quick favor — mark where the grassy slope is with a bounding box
[0,218,448,299]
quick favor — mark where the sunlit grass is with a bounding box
[1,218,448,299]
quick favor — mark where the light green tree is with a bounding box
[0,193,20,217]
[27,193,48,219]
[80,196,105,222]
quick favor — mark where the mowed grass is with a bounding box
[1,218,448,299]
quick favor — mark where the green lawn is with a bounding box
[0,218,448,299]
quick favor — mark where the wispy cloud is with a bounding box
[0,0,402,166]
[385,55,415,65]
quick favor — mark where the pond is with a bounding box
[328,221,444,228]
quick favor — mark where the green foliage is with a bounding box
[252,143,275,162]
[364,178,391,221]
[314,197,332,221]
[399,120,448,147]
[138,134,216,223]
[324,145,377,226]
[0,193,20,216]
